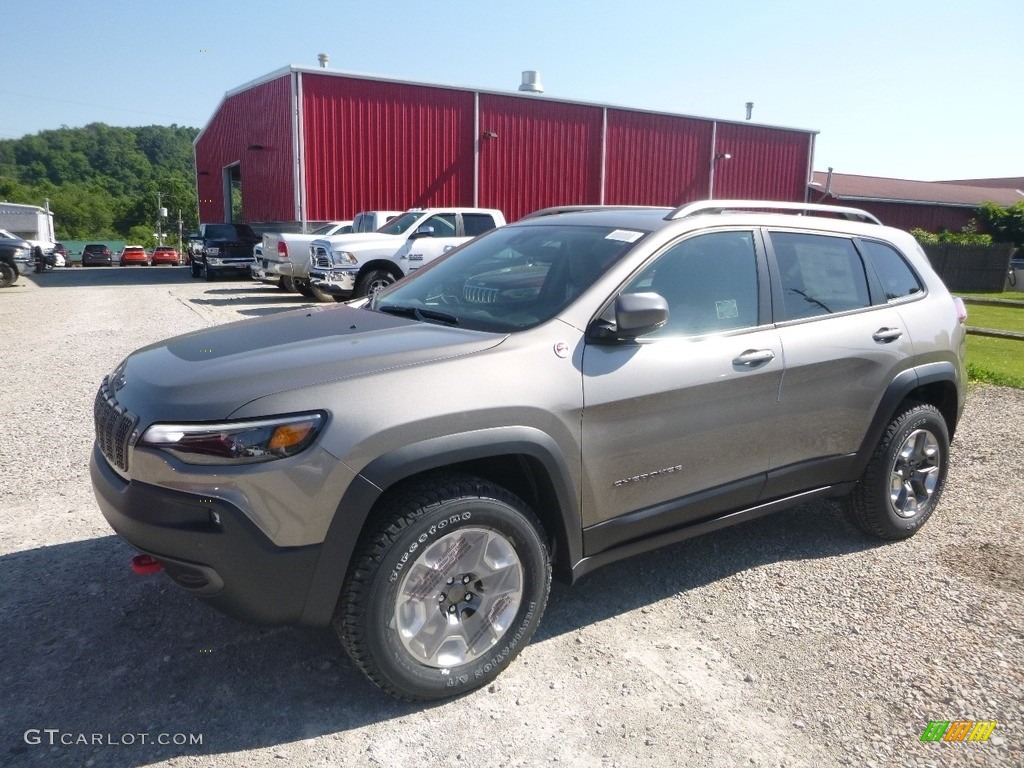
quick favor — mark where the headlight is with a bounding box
[331,250,358,267]
[207,257,222,265]
[138,412,325,465]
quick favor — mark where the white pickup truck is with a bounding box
[307,207,505,301]
[253,212,401,294]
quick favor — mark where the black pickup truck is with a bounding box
[0,233,33,287]
[188,223,261,281]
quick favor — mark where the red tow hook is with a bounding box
[131,554,164,575]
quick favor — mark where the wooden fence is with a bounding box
[922,243,1015,292]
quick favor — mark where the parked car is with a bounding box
[91,200,967,702]
[151,246,180,266]
[50,242,69,267]
[0,233,33,287]
[188,223,261,280]
[81,243,113,267]
[118,246,149,266]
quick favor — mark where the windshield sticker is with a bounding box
[606,229,643,243]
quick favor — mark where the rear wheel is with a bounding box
[845,402,949,540]
[190,260,201,278]
[336,474,551,701]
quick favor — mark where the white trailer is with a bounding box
[0,202,56,251]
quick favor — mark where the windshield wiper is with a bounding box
[377,304,460,326]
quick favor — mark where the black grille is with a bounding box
[94,378,138,472]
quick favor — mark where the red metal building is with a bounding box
[810,171,1024,233]
[195,67,818,227]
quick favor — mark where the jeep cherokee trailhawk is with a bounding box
[91,200,967,701]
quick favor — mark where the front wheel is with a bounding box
[204,266,217,282]
[309,281,341,303]
[845,402,949,540]
[0,262,17,288]
[190,260,201,278]
[356,268,397,298]
[336,474,551,701]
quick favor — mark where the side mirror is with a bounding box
[593,292,669,341]
[409,225,435,239]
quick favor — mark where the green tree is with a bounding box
[0,124,200,241]
[977,201,1024,247]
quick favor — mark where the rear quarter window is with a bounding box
[858,239,924,301]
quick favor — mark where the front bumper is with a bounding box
[309,268,357,297]
[14,257,33,275]
[90,444,322,625]
[207,258,254,273]
[251,259,293,283]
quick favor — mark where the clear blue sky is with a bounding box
[4,0,1022,182]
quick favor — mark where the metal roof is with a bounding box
[810,172,1023,208]
[216,65,819,137]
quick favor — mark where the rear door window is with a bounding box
[768,232,871,320]
[462,213,498,237]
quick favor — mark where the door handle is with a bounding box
[733,349,776,366]
[872,327,903,343]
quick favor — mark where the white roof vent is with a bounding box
[518,70,543,93]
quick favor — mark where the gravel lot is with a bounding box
[1,268,1021,768]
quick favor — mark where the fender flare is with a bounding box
[298,426,580,626]
[851,361,959,477]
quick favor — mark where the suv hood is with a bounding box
[108,304,504,422]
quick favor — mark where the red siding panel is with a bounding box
[478,95,603,221]
[301,76,475,220]
[712,124,811,201]
[605,111,713,206]
[194,75,294,224]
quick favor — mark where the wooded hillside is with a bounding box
[0,124,199,245]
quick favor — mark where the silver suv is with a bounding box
[91,201,967,701]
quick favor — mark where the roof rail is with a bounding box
[665,200,882,225]
[521,204,668,220]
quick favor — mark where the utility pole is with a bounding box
[156,192,168,246]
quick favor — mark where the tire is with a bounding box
[336,474,551,701]
[295,279,314,298]
[190,261,201,278]
[309,281,341,303]
[845,401,949,540]
[276,277,290,291]
[279,276,297,292]
[0,262,17,288]
[205,266,217,282]
[356,268,397,298]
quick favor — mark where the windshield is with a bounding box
[373,224,648,332]
[376,212,421,236]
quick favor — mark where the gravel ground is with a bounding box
[1,268,1021,768]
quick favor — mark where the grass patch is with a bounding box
[963,303,1024,333]
[966,335,1024,388]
